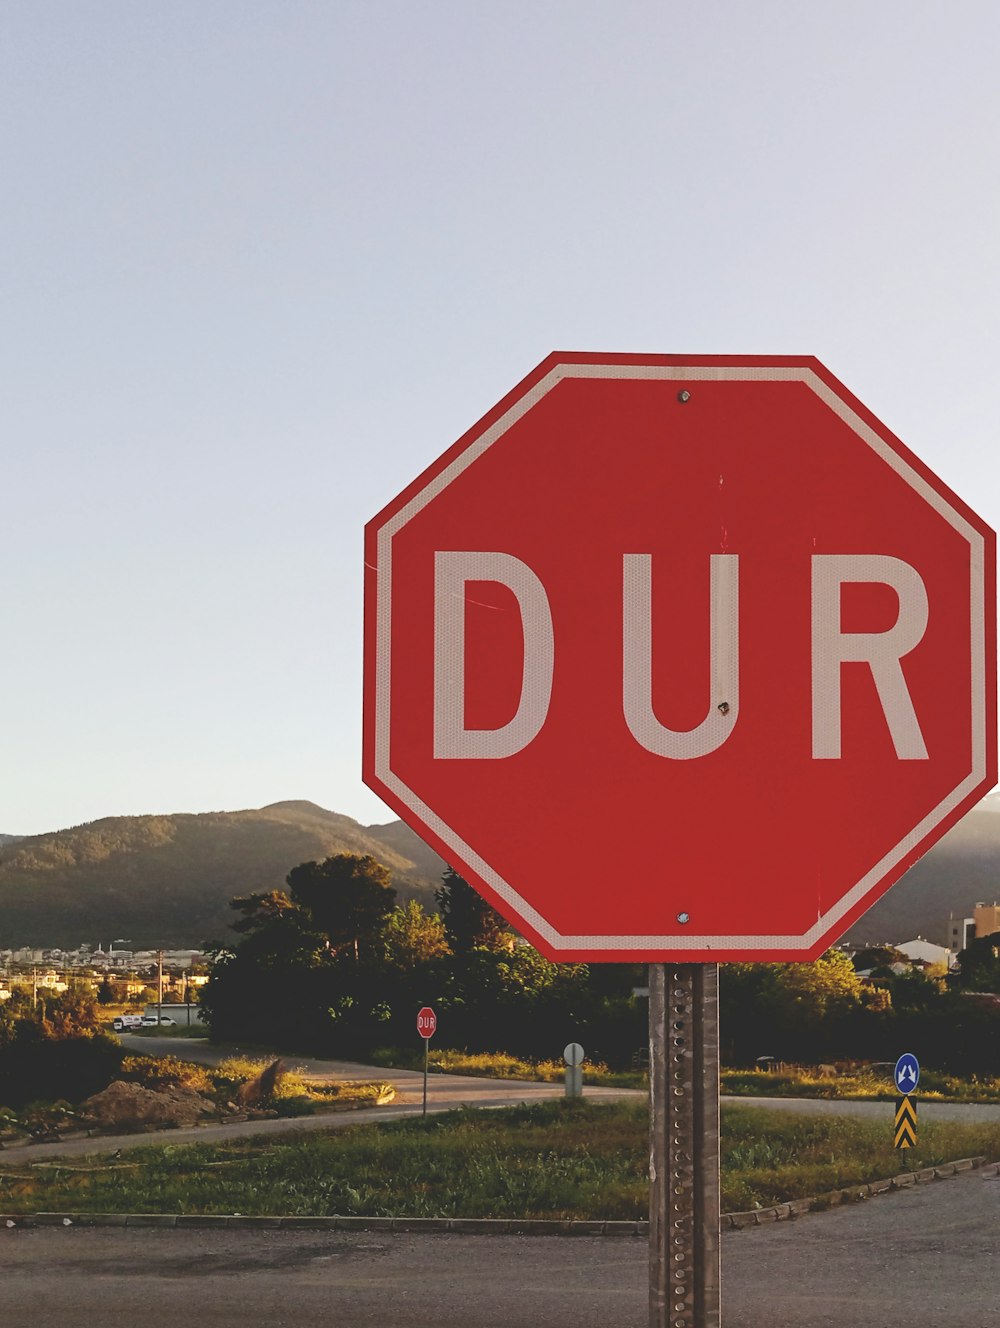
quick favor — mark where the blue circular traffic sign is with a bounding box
[894,1052,920,1095]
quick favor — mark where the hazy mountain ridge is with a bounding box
[844,796,1000,947]
[0,795,997,952]
[0,801,448,948]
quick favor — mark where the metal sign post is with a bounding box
[423,1035,429,1116]
[894,1052,920,1149]
[417,1006,436,1116]
[649,963,721,1328]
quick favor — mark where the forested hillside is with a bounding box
[1,792,997,950]
[0,801,446,947]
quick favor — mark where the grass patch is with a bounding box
[720,1066,1000,1103]
[1,1100,997,1219]
[208,1056,394,1115]
[719,1105,997,1210]
[369,1046,645,1089]
[370,1049,1000,1102]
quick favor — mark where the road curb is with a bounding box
[2,1156,992,1235]
[723,1155,990,1228]
[3,1211,645,1236]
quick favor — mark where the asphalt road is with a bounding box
[3,1168,999,1327]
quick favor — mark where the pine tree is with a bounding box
[434,866,510,953]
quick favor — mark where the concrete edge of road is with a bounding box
[3,1158,996,1236]
[723,1155,996,1228]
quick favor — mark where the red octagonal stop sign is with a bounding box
[364,354,996,962]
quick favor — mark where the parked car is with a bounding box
[112,1015,143,1032]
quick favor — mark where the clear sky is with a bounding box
[2,2,998,835]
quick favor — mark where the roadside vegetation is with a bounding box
[368,1046,644,1088]
[0,1038,392,1147]
[366,1047,1000,1103]
[720,1065,1000,1103]
[121,1052,394,1115]
[197,854,1000,1087]
[2,1100,998,1219]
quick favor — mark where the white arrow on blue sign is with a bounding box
[894,1052,920,1095]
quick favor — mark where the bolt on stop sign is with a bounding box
[363,354,996,963]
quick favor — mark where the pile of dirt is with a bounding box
[82,1080,216,1131]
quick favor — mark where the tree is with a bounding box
[720,952,864,1063]
[435,867,510,953]
[200,855,400,1050]
[851,946,907,973]
[774,949,863,1020]
[287,855,397,959]
[382,900,450,970]
[37,990,105,1041]
[955,932,1000,991]
[0,992,123,1108]
[228,890,323,967]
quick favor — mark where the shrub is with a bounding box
[119,1055,213,1094]
[0,1035,124,1109]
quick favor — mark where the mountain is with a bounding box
[0,801,448,949]
[1,793,997,953]
[845,793,1000,947]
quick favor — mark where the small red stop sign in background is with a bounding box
[364,354,996,963]
[417,1007,437,1039]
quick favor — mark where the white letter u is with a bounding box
[622,553,739,759]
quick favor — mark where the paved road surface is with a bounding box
[2,1168,998,1327]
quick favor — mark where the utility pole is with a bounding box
[156,949,164,1014]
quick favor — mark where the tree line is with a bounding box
[199,852,1000,1075]
[198,856,643,1064]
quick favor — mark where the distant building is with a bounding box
[949,915,976,957]
[974,901,1000,938]
[895,938,952,968]
[162,950,207,970]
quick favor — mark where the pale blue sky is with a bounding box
[2,2,998,835]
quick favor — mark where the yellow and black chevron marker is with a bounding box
[894,1095,917,1149]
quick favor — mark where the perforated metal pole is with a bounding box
[423,1037,429,1117]
[649,963,721,1328]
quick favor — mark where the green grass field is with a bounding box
[1,1100,997,1219]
